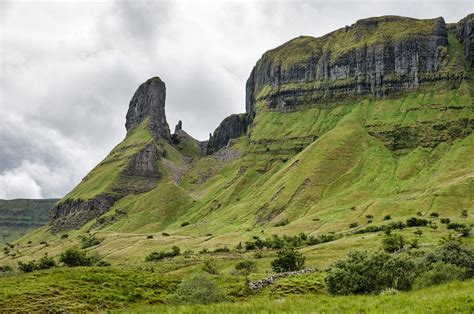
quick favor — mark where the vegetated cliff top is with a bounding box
[262,16,445,67]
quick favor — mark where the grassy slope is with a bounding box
[0,199,58,245]
[121,280,474,314]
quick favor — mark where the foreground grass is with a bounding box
[0,267,179,312]
[116,280,474,314]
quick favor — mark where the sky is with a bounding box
[0,0,472,199]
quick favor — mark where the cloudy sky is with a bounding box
[0,0,471,199]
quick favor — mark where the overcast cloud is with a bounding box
[0,0,472,199]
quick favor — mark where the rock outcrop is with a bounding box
[50,78,169,232]
[245,16,464,118]
[125,77,171,141]
[453,14,474,67]
[206,113,248,154]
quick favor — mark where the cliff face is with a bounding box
[125,77,171,142]
[453,14,474,67]
[206,114,248,154]
[246,16,463,118]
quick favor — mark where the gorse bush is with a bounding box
[406,217,429,227]
[202,259,220,275]
[59,248,94,267]
[235,260,256,276]
[271,248,305,273]
[325,251,417,295]
[413,262,467,289]
[145,246,180,261]
[80,235,102,249]
[382,233,405,253]
[172,274,224,304]
[244,232,341,251]
[17,254,56,272]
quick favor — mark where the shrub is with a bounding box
[366,215,374,219]
[349,222,358,229]
[145,246,180,261]
[18,260,36,273]
[406,217,428,227]
[325,251,417,295]
[202,259,220,275]
[274,219,289,227]
[271,248,305,273]
[384,215,391,220]
[429,212,439,218]
[213,247,230,253]
[60,234,69,239]
[428,241,474,277]
[446,223,471,237]
[173,274,224,304]
[461,209,468,218]
[80,235,102,249]
[40,241,48,246]
[382,234,405,253]
[147,235,153,239]
[414,229,423,237]
[59,248,93,267]
[413,262,467,289]
[162,232,170,237]
[0,265,13,272]
[37,254,56,270]
[181,222,190,227]
[235,260,256,276]
[440,218,450,224]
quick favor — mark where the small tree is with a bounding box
[271,248,305,273]
[37,254,56,270]
[382,233,405,253]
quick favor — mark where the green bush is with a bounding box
[172,274,224,304]
[325,251,417,295]
[413,262,467,289]
[382,233,405,253]
[202,259,220,275]
[440,218,450,224]
[271,248,305,273]
[0,265,13,272]
[446,223,471,237]
[181,222,190,227]
[59,248,93,267]
[349,222,358,229]
[80,235,102,249]
[235,260,256,276]
[36,254,56,270]
[145,246,181,261]
[17,261,36,273]
[427,241,474,277]
[274,219,289,227]
[406,217,428,227]
[384,215,391,220]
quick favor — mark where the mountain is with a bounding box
[1,13,473,313]
[6,14,474,263]
[0,199,58,244]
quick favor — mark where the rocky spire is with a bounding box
[175,120,183,133]
[125,77,171,141]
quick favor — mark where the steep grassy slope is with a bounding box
[0,199,58,244]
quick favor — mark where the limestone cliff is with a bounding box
[245,16,464,118]
[206,114,248,154]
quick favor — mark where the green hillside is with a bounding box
[1,14,473,313]
[0,199,58,245]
